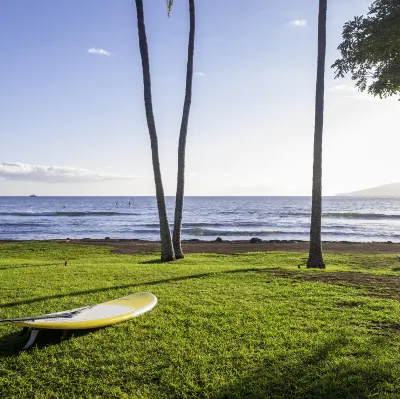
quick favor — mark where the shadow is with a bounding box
[0,327,104,358]
[391,267,400,272]
[0,268,263,309]
[139,259,164,264]
[215,335,395,399]
[0,263,60,271]
[0,330,29,356]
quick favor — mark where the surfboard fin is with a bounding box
[22,329,39,350]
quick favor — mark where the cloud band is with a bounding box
[0,162,131,183]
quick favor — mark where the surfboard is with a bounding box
[1,292,157,349]
[7,292,157,330]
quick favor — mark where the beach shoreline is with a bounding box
[2,238,400,255]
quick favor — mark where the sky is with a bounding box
[0,0,398,196]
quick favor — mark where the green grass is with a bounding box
[1,242,400,398]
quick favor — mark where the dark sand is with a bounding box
[56,239,400,255]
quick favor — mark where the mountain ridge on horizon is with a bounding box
[338,182,400,197]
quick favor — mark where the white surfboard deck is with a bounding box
[3,292,157,350]
[9,292,157,330]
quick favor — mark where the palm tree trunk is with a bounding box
[172,0,195,259]
[307,0,327,269]
[134,0,175,262]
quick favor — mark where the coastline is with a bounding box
[2,238,400,255]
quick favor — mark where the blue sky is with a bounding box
[0,0,398,196]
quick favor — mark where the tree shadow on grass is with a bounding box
[140,259,164,264]
[0,328,104,358]
[215,335,396,399]
[0,263,61,271]
[0,268,263,310]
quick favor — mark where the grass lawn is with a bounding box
[1,242,400,398]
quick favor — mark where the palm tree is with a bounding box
[172,0,195,259]
[134,0,175,262]
[307,0,327,269]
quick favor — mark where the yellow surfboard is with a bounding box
[2,292,157,349]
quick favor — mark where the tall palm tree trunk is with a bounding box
[172,0,195,259]
[307,0,327,269]
[134,0,175,262]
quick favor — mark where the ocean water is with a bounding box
[0,196,399,242]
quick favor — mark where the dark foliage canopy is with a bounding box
[332,0,400,98]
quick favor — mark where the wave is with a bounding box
[1,222,44,227]
[180,227,399,238]
[139,222,278,229]
[183,221,272,228]
[215,211,400,221]
[181,228,308,237]
[129,227,306,237]
[0,211,138,217]
[4,210,397,221]
[323,212,400,220]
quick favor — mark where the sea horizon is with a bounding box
[1,196,399,243]
[2,194,400,198]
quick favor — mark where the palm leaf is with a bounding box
[167,0,174,16]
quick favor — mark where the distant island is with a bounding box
[339,182,400,197]
[29,194,37,197]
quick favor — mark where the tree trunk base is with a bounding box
[161,255,175,262]
[172,239,184,260]
[306,259,326,269]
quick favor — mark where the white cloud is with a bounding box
[0,162,132,183]
[87,48,113,56]
[330,84,390,101]
[194,72,205,77]
[330,84,358,92]
[344,94,382,102]
[289,19,307,27]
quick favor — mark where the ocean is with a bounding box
[0,196,399,242]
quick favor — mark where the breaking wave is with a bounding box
[181,228,306,237]
[323,212,400,220]
[0,211,137,217]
